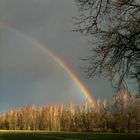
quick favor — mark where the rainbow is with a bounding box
[0,22,98,111]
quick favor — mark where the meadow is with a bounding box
[0,131,140,140]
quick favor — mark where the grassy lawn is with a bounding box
[0,131,140,140]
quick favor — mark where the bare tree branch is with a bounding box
[74,0,140,94]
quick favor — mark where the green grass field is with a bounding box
[0,131,140,140]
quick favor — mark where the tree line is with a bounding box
[0,92,140,132]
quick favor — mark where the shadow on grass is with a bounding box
[0,132,140,140]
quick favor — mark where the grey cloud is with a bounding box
[0,0,114,112]
[0,25,85,110]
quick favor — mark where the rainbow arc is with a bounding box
[0,22,98,112]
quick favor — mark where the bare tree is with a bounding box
[74,0,140,93]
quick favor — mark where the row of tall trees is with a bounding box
[0,92,140,132]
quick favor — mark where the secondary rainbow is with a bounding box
[0,22,98,111]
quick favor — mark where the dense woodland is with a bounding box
[0,92,140,132]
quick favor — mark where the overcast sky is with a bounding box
[0,0,114,112]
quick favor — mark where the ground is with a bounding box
[0,131,140,140]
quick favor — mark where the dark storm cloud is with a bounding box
[3,0,50,26]
[1,0,87,69]
[0,25,85,111]
[0,0,114,112]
